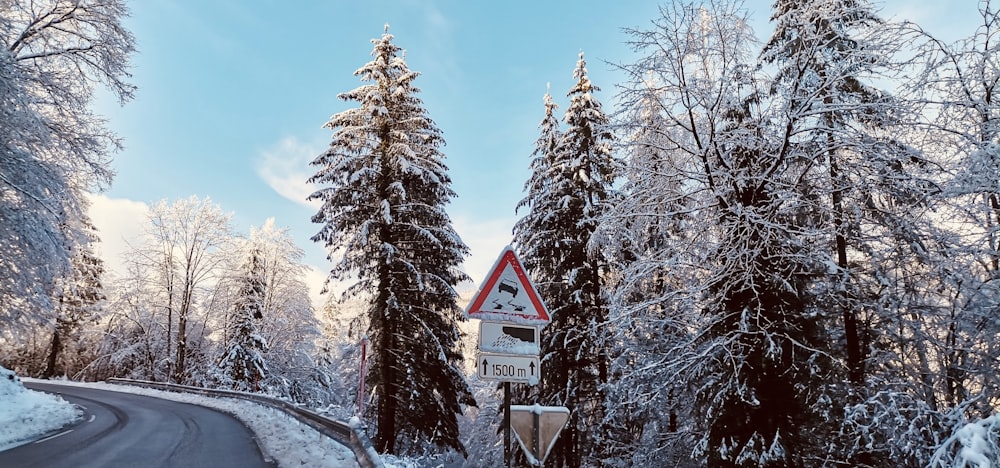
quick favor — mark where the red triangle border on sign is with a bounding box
[465,246,550,324]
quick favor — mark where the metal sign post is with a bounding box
[504,382,511,467]
[533,410,540,466]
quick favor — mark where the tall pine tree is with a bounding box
[218,247,268,392]
[308,26,475,456]
[515,87,562,299]
[514,53,620,467]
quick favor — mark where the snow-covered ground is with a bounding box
[0,366,81,452]
[1,366,423,467]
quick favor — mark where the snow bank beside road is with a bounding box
[5,375,424,467]
[25,379,360,467]
[0,366,80,452]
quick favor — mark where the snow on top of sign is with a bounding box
[510,404,571,415]
[467,311,548,326]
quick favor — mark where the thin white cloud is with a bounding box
[304,263,332,312]
[256,136,324,208]
[87,194,150,279]
[453,214,516,290]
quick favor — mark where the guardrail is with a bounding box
[105,378,382,468]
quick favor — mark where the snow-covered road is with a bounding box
[1,370,360,467]
[3,381,274,467]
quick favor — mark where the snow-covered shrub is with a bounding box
[837,389,949,466]
[930,414,1000,468]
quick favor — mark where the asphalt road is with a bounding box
[0,381,275,468]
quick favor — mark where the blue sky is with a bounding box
[88,1,980,305]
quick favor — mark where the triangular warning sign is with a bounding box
[465,246,549,325]
[510,405,570,465]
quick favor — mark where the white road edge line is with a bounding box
[34,429,73,444]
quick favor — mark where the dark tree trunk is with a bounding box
[375,303,397,454]
[831,151,863,385]
[174,313,188,384]
[43,326,63,379]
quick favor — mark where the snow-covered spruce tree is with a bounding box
[514,87,562,303]
[0,0,134,333]
[513,52,621,467]
[308,27,475,456]
[217,247,268,392]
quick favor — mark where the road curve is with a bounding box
[0,381,274,468]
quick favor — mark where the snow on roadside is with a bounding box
[20,378,360,467]
[0,366,81,452]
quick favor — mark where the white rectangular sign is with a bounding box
[478,352,540,384]
[479,321,539,355]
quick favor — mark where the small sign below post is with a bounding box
[510,405,570,466]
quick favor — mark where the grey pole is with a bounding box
[504,382,511,467]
